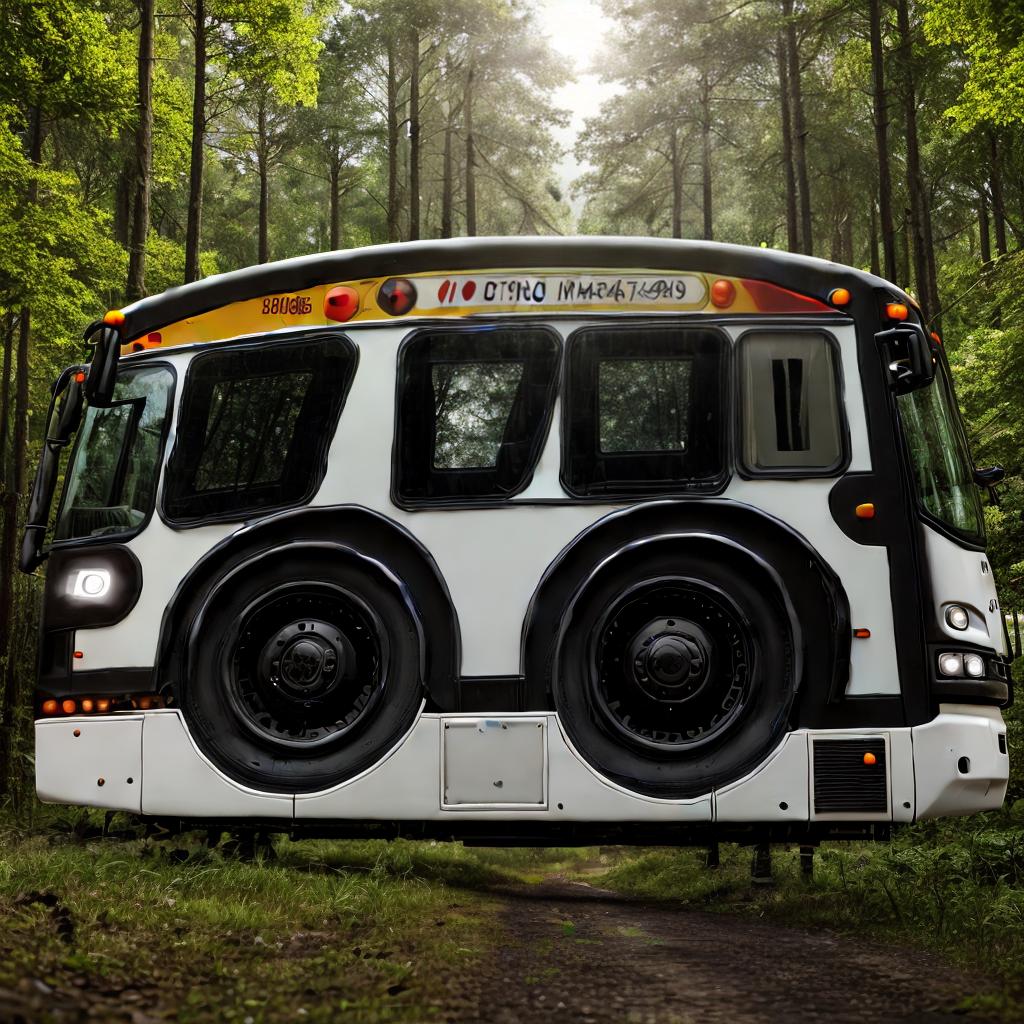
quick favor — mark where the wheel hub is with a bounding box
[629,618,711,703]
[257,619,346,702]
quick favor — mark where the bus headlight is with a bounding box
[944,605,970,631]
[963,653,986,678]
[938,653,964,676]
[69,568,111,599]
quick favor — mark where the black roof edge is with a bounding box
[121,235,912,340]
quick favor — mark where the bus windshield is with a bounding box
[898,361,984,544]
[53,364,174,542]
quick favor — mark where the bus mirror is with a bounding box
[84,324,121,407]
[875,323,936,394]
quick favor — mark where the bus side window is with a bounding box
[394,327,560,505]
[162,335,355,525]
[738,332,847,476]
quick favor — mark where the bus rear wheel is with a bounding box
[178,548,424,793]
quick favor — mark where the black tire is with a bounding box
[554,536,798,799]
[178,547,424,793]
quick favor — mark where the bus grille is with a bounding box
[812,738,888,814]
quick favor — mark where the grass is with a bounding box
[0,809,549,1023]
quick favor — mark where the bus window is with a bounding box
[54,364,174,541]
[163,335,354,524]
[394,327,559,503]
[739,332,845,475]
[563,325,727,496]
[898,362,984,544]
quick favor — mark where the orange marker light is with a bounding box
[41,699,58,715]
[103,309,125,327]
[710,279,737,308]
[829,287,851,306]
[81,699,94,713]
[61,699,77,715]
[930,331,942,345]
[855,502,875,519]
[863,751,877,766]
[96,699,110,713]
[853,628,872,639]
[885,302,909,321]
[324,286,360,323]
[73,371,86,384]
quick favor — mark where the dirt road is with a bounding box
[444,878,992,1024]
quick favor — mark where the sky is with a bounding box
[533,0,622,213]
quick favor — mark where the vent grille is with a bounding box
[813,738,888,814]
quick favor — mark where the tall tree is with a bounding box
[126,0,156,301]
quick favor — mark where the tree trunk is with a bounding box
[441,119,453,238]
[408,27,420,242]
[0,315,13,489]
[979,192,991,265]
[465,61,477,237]
[869,0,897,281]
[869,198,880,276]
[257,100,270,264]
[184,0,206,283]
[113,158,133,248]
[776,27,799,252]
[700,70,712,241]
[895,0,935,317]
[989,130,1008,256]
[386,39,400,242]
[670,124,682,239]
[784,0,812,255]
[126,0,155,303]
[329,157,340,251]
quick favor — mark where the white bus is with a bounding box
[21,237,1012,843]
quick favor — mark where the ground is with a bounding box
[0,819,1008,1024]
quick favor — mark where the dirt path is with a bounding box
[442,878,993,1024]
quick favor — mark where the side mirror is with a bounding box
[876,323,936,394]
[84,324,121,407]
[975,465,1005,507]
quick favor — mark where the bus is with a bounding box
[20,236,1012,844]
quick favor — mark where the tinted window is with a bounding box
[55,365,174,541]
[739,332,845,473]
[395,328,560,504]
[163,335,355,524]
[564,326,727,496]
[899,361,984,543]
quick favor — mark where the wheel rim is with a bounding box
[222,582,388,750]
[588,578,756,753]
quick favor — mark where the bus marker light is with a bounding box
[61,699,77,715]
[829,288,851,306]
[73,371,86,383]
[863,751,877,766]
[324,286,360,322]
[103,310,125,327]
[96,699,110,713]
[73,729,81,737]
[930,331,942,345]
[147,332,162,346]
[710,279,736,308]
[73,650,84,660]
[853,628,871,639]
[81,699,94,713]
[42,700,58,715]
[741,279,834,313]
[885,302,909,321]
[855,503,875,519]
[377,278,417,316]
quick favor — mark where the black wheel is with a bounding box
[179,548,424,793]
[554,538,797,798]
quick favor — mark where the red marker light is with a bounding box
[853,628,872,639]
[377,278,417,316]
[147,332,162,346]
[73,371,86,383]
[710,279,736,308]
[73,650,84,660]
[324,286,360,323]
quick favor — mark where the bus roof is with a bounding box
[118,236,911,340]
